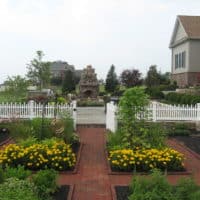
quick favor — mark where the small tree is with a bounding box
[120,69,142,88]
[4,75,29,95]
[26,50,51,90]
[62,70,76,94]
[105,65,118,93]
[145,65,161,87]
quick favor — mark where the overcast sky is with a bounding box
[0,0,200,83]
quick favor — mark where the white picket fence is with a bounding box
[0,100,77,129]
[106,101,200,132]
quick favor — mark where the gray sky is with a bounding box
[0,0,200,84]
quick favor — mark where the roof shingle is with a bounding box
[178,15,200,39]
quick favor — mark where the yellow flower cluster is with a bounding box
[0,141,76,171]
[108,148,184,172]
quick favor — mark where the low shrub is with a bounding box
[0,178,39,200]
[175,178,200,200]
[129,169,174,200]
[4,165,31,180]
[0,140,76,171]
[166,123,191,136]
[0,168,4,184]
[108,147,184,172]
[31,118,54,140]
[32,169,58,200]
[9,120,33,141]
[165,92,200,105]
[128,170,200,200]
[107,130,126,151]
[145,87,164,99]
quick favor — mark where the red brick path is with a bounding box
[58,127,200,200]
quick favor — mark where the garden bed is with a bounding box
[106,149,191,175]
[60,142,83,174]
[52,185,74,200]
[111,185,130,200]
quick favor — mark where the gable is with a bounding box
[170,19,187,47]
[174,21,187,43]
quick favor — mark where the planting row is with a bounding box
[108,148,184,172]
[0,140,76,171]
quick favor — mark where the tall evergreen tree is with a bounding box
[105,65,118,93]
[62,70,76,94]
[145,65,161,87]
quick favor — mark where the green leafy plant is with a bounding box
[107,129,126,151]
[9,120,33,141]
[31,118,54,140]
[19,136,38,147]
[0,178,39,200]
[0,167,4,184]
[118,87,149,148]
[175,177,200,200]
[60,112,76,144]
[32,169,58,200]
[129,169,174,200]
[4,165,31,180]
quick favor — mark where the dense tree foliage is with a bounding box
[145,65,161,87]
[62,70,76,94]
[26,51,51,90]
[120,69,142,88]
[105,65,119,93]
[4,75,29,95]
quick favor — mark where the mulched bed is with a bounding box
[52,185,70,200]
[173,135,200,155]
[0,129,10,144]
[115,186,130,200]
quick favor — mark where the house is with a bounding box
[169,15,200,88]
[50,61,75,79]
[50,61,82,81]
[0,84,7,92]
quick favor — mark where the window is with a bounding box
[175,51,186,69]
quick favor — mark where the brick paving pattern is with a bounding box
[58,127,200,199]
[1,127,200,199]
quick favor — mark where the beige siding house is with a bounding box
[169,15,200,87]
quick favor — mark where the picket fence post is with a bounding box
[152,101,157,122]
[72,100,77,131]
[28,100,35,119]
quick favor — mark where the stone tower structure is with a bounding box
[79,65,99,99]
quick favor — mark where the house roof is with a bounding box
[169,15,200,48]
[178,15,200,39]
[50,61,74,71]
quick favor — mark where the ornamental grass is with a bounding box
[0,141,76,171]
[108,148,184,172]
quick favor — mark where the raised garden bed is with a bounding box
[60,142,83,174]
[174,135,200,156]
[0,127,10,145]
[111,185,129,200]
[106,149,191,175]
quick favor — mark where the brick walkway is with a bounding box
[58,127,200,200]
